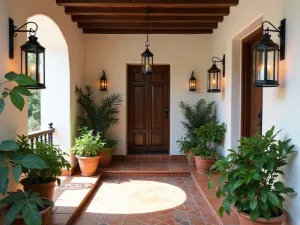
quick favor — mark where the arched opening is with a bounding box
[27,15,71,159]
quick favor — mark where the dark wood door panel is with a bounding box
[128,65,170,154]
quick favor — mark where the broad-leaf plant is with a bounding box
[0,71,52,225]
[209,126,295,222]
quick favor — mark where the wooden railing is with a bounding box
[28,123,55,148]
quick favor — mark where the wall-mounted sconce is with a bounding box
[253,19,286,87]
[9,18,46,89]
[189,71,196,92]
[100,70,107,91]
[207,55,225,93]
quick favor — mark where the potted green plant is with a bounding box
[0,71,53,225]
[71,127,105,176]
[178,99,216,165]
[99,139,118,168]
[176,136,197,166]
[75,85,123,167]
[193,121,226,172]
[209,127,295,225]
[18,137,71,200]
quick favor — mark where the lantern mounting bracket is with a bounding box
[262,19,286,60]
[212,54,226,77]
[9,18,39,59]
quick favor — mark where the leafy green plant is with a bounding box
[71,127,105,157]
[0,190,53,225]
[102,139,119,154]
[75,85,123,136]
[176,136,197,155]
[18,137,71,185]
[194,121,226,158]
[209,127,295,221]
[179,99,216,142]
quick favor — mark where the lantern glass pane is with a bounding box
[27,52,37,81]
[255,50,264,81]
[38,52,45,84]
[21,49,26,74]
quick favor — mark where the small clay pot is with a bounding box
[98,148,113,168]
[22,179,56,201]
[76,155,101,176]
[194,156,216,173]
[4,198,53,225]
[186,150,195,166]
[238,211,287,225]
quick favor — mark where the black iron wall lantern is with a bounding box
[100,70,107,91]
[141,6,154,75]
[189,71,196,92]
[253,19,286,87]
[9,18,46,89]
[207,55,225,93]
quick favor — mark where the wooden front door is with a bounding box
[241,28,264,137]
[127,65,170,154]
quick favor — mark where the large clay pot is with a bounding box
[194,156,216,173]
[238,211,287,225]
[22,179,56,201]
[98,148,113,168]
[4,198,53,225]
[186,150,195,166]
[76,155,101,176]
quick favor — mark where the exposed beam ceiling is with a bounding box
[56,0,239,34]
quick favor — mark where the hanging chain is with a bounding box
[145,7,150,48]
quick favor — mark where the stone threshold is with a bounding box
[113,154,186,162]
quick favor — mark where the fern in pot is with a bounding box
[193,121,226,173]
[71,127,105,176]
[210,127,295,225]
[18,136,71,201]
[75,85,122,167]
[178,99,216,166]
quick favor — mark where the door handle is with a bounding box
[164,107,169,118]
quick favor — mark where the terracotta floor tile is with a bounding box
[187,213,205,225]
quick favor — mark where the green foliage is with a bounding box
[194,121,226,158]
[0,190,53,225]
[28,90,41,132]
[103,139,119,154]
[179,99,216,141]
[176,136,197,155]
[210,126,296,221]
[0,71,37,114]
[71,127,105,157]
[75,85,123,136]
[18,137,70,185]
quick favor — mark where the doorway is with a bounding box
[127,65,170,154]
[241,28,263,137]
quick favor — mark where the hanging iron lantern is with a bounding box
[189,71,196,91]
[9,18,46,89]
[100,70,107,91]
[141,6,153,75]
[253,19,286,87]
[207,55,225,93]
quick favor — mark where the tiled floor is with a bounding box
[76,176,219,225]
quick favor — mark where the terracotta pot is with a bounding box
[76,155,101,176]
[186,150,195,166]
[238,211,287,225]
[98,148,113,168]
[4,198,53,225]
[23,179,56,201]
[194,156,216,173]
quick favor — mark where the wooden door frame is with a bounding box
[126,64,171,155]
[241,28,263,137]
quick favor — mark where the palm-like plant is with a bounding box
[179,99,216,140]
[75,85,123,136]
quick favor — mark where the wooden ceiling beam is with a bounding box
[78,22,218,29]
[83,28,214,34]
[65,7,230,16]
[72,15,224,23]
[57,0,238,7]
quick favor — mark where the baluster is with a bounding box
[30,138,34,149]
[40,135,43,143]
[44,134,48,143]
[49,133,53,145]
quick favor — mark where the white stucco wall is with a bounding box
[212,0,300,223]
[83,34,213,155]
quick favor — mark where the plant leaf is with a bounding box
[232,179,244,191]
[14,74,37,85]
[250,209,261,221]
[5,71,17,81]
[12,165,22,183]
[12,86,32,96]
[208,180,213,189]
[0,167,9,195]
[219,206,224,217]
[223,200,231,215]
[0,99,5,114]
[285,187,295,193]
[262,209,271,221]
[20,155,47,169]
[274,181,285,191]
[28,195,45,209]
[252,174,261,181]
[250,199,258,211]
[22,203,42,225]
[248,189,255,200]
[0,140,19,151]
[10,91,24,111]
[0,191,25,205]
[6,198,27,225]
[267,192,282,208]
